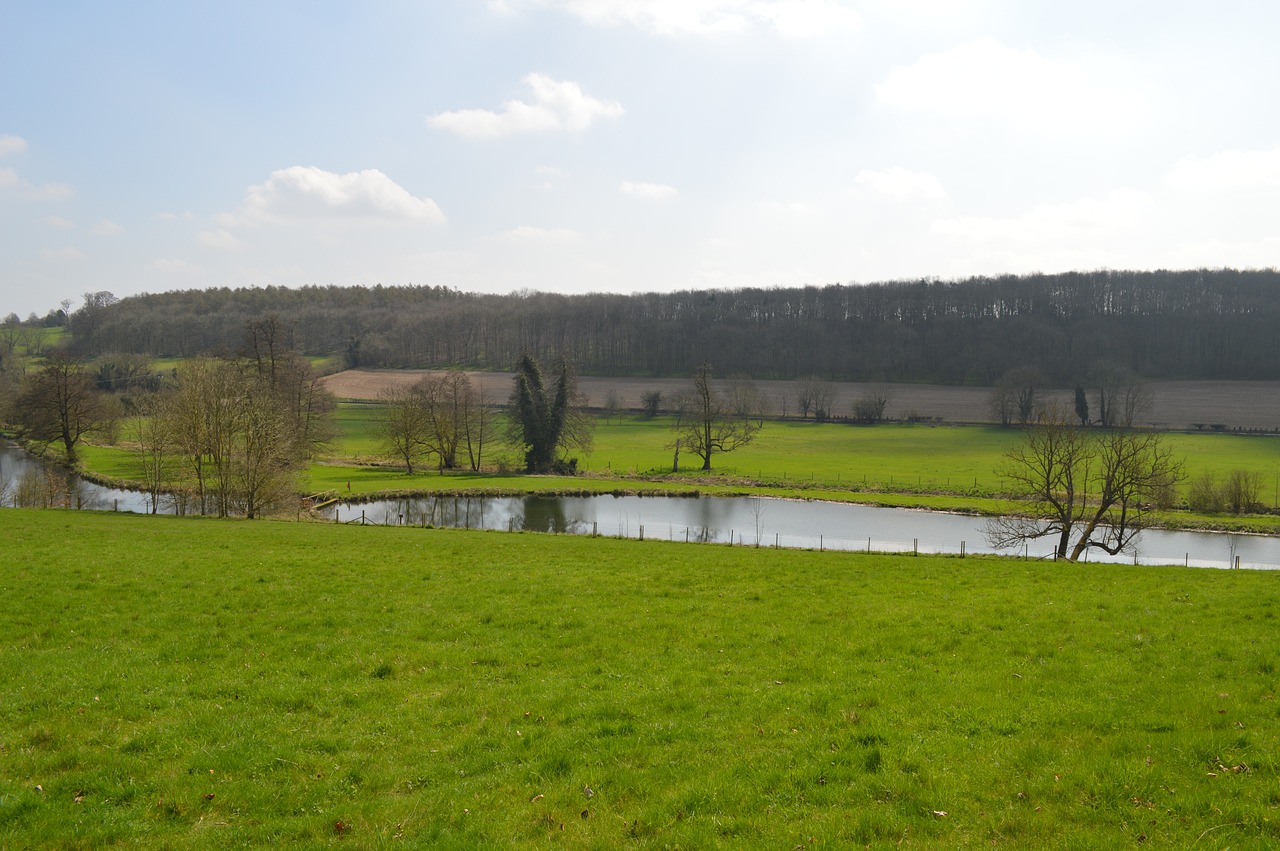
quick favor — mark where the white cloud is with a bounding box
[747,0,861,38]
[158,211,195,221]
[620,180,678,200]
[506,0,860,38]
[90,219,124,236]
[505,225,586,243]
[198,229,243,251]
[429,73,623,138]
[45,215,74,229]
[41,246,82,262]
[0,135,27,157]
[917,143,1280,277]
[876,38,1139,131]
[227,166,446,228]
[855,167,946,201]
[932,188,1156,246]
[1163,147,1280,192]
[0,166,72,200]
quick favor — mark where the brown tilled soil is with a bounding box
[320,370,1280,431]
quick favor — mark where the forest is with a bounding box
[56,267,1280,383]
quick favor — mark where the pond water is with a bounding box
[4,443,1276,570]
[321,492,1280,571]
[0,443,155,513]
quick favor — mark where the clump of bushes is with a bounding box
[1187,469,1264,514]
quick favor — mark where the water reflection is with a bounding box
[324,492,1280,570]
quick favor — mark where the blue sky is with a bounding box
[3,0,1279,319]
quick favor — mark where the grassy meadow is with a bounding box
[2,509,1279,847]
[326,404,1280,495]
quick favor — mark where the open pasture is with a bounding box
[321,403,1280,506]
[1,509,1279,847]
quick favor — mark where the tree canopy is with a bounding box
[47,268,1280,384]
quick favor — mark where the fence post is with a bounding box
[640,525,644,541]
[593,521,598,537]
[820,535,823,552]
[961,541,966,558]
[867,536,871,552]
[1236,555,1241,570]
[361,510,366,525]
[913,538,918,556]
[775,532,779,548]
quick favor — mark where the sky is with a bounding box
[3,1,1280,320]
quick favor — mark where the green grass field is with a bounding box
[327,404,1280,494]
[2,509,1279,847]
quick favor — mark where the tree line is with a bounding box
[49,267,1280,383]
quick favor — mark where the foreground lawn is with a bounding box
[2,509,1279,847]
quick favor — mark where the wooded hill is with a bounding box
[67,268,1280,384]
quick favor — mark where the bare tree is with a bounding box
[461,383,496,472]
[1088,362,1151,428]
[990,367,1042,426]
[725,374,770,427]
[379,383,430,474]
[673,363,761,471]
[987,405,1182,561]
[131,392,175,514]
[797,375,834,422]
[602,389,623,425]
[640,389,663,418]
[851,385,890,424]
[14,352,109,464]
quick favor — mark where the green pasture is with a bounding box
[2,509,1279,848]
[323,403,1280,501]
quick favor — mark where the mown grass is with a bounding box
[2,509,1279,848]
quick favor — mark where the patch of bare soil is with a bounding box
[319,370,1280,430]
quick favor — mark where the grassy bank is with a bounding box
[2,510,1278,847]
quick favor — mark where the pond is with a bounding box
[322,492,1280,571]
[0,442,155,513]
[3,443,1276,570]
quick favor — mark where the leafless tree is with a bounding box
[673,363,761,471]
[798,375,834,422]
[640,389,663,418]
[990,367,1042,426]
[852,385,891,424]
[13,352,109,464]
[987,404,1182,561]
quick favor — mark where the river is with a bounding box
[3,444,1275,570]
